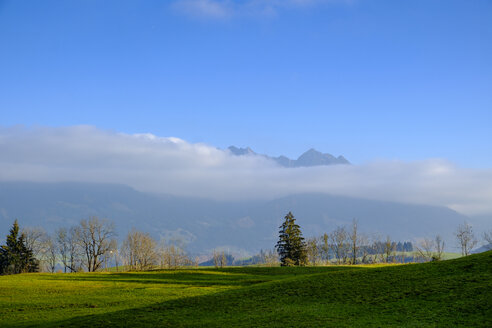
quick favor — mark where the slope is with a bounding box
[0,252,490,327]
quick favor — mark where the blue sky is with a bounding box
[1,0,491,166]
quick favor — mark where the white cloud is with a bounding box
[1,125,491,216]
[172,0,353,19]
[172,0,233,19]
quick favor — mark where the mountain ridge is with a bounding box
[0,181,475,256]
[227,146,350,167]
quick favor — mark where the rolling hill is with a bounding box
[0,251,490,327]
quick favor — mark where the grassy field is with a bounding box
[1,251,491,327]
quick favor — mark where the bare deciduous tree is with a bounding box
[220,251,227,268]
[358,234,370,264]
[55,226,83,273]
[21,226,47,259]
[455,222,477,256]
[107,239,118,271]
[329,226,348,264]
[22,227,61,272]
[370,235,385,263]
[56,227,70,273]
[68,226,81,272]
[121,229,158,271]
[264,249,279,267]
[383,236,395,263]
[212,249,219,268]
[483,230,492,245]
[56,226,82,272]
[76,217,115,272]
[434,235,445,261]
[306,237,320,266]
[160,244,190,269]
[349,219,360,265]
[415,238,435,262]
[111,246,120,272]
[320,233,330,264]
[194,256,200,268]
[44,234,57,273]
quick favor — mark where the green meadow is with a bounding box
[1,251,491,327]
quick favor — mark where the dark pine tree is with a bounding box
[276,212,307,266]
[0,220,39,274]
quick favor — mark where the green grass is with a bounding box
[440,252,463,260]
[1,252,491,327]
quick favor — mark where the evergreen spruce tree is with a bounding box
[276,212,307,266]
[0,220,39,274]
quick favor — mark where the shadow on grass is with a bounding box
[39,266,361,287]
[22,254,492,327]
[36,270,364,328]
[39,271,276,287]
[217,266,359,275]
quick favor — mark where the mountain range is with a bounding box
[227,146,350,167]
[1,181,485,257]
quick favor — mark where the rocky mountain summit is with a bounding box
[228,146,349,167]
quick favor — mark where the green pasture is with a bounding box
[1,251,491,327]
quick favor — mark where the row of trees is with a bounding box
[122,229,196,270]
[1,214,490,273]
[20,217,117,273]
[275,213,415,266]
[274,212,490,266]
[402,222,482,261]
[1,217,196,274]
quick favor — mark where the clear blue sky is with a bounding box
[1,0,491,166]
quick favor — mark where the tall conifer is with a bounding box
[0,220,39,274]
[276,212,307,266]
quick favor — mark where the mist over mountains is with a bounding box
[0,126,491,257]
[1,126,492,217]
[0,181,481,257]
[228,146,350,167]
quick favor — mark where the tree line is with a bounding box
[275,212,417,266]
[1,214,490,274]
[274,212,490,266]
[1,217,196,274]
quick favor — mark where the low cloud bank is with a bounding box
[1,125,491,216]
